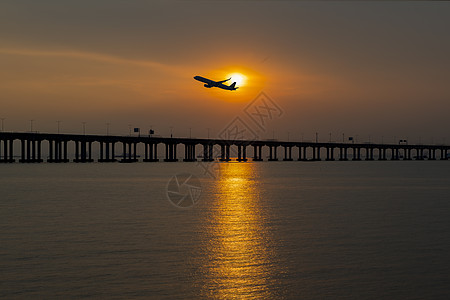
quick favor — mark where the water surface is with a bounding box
[1,161,449,299]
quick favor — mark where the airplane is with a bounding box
[193,76,238,91]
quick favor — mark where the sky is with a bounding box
[1,0,450,144]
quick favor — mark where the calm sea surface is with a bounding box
[1,161,450,299]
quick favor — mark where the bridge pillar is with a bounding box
[20,140,25,162]
[63,141,68,162]
[27,140,32,161]
[202,144,208,161]
[365,148,374,160]
[8,139,13,162]
[106,142,110,160]
[74,141,79,162]
[237,145,242,161]
[184,144,196,162]
[49,140,54,162]
[37,140,42,162]
[111,142,115,161]
[88,142,93,162]
[164,143,177,162]
[268,145,278,161]
[326,147,335,161]
[236,145,247,162]
[56,141,61,162]
[302,146,308,161]
[153,143,158,161]
[440,148,447,160]
[31,140,36,161]
[253,145,263,161]
[100,142,104,161]
[121,142,127,162]
[429,149,436,160]
[378,148,386,160]
[283,146,293,161]
[144,143,158,162]
[0,139,15,163]
[209,144,214,161]
[415,148,423,160]
[219,144,225,161]
[149,143,152,160]
[391,148,399,160]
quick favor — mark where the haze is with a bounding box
[1,1,450,144]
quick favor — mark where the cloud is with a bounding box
[0,47,180,74]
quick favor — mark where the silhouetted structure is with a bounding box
[0,132,448,163]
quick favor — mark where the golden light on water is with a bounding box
[199,163,280,299]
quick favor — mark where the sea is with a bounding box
[1,161,449,299]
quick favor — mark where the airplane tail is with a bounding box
[230,82,237,89]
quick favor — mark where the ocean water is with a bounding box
[1,161,449,299]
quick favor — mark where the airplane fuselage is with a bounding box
[194,76,238,91]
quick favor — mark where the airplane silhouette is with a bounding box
[194,76,238,91]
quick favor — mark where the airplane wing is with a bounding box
[217,77,231,84]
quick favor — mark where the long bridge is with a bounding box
[0,132,448,163]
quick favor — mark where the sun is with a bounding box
[227,73,247,87]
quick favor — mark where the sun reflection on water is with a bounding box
[198,163,281,299]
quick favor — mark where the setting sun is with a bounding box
[227,73,247,87]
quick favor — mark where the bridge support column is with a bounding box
[237,145,242,161]
[283,146,293,161]
[153,144,158,161]
[184,144,196,162]
[236,145,247,162]
[268,145,278,161]
[208,144,214,161]
[202,144,208,161]
[106,142,110,160]
[100,142,104,161]
[20,140,25,162]
[164,143,177,162]
[415,148,423,160]
[253,145,263,161]
[0,139,15,163]
[38,140,42,162]
[365,148,374,160]
[144,143,158,162]
[302,147,308,161]
[440,148,448,160]
[55,141,59,162]
[49,140,54,162]
[378,148,386,160]
[428,149,436,160]
[391,148,399,160]
[219,145,226,161]
[326,147,335,161]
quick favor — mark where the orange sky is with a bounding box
[1,1,450,144]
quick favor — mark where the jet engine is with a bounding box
[204,84,212,88]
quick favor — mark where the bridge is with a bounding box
[0,132,448,163]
